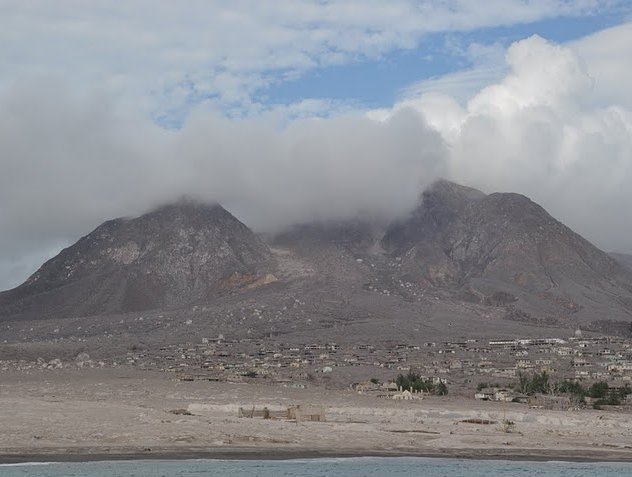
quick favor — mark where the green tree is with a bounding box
[589,381,609,399]
[516,372,530,394]
[531,371,551,394]
[555,380,586,397]
[515,371,551,395]
[394,371,447,396]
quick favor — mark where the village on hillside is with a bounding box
[4,329,632,412]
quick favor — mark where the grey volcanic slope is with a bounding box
[0,201,272,320]
[383,180,632,324]
[3,181,632,355]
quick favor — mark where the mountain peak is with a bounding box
[3,181,632,337]
[0,200,272,320]
[426,179,487,203]
[150,197,220,214]
[382,180,485,253]
[383,180,632,321]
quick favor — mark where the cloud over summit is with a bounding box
[402,34,632,252]
[0,77,448,288]
[2,15,632,290]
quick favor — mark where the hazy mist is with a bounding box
[2,34,632,290]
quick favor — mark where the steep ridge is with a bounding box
[383,180,632,322]
[0,201,272,320]
[3,181,632,339]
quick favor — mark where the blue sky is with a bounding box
[1,1,631,123]
[260,8,630,110]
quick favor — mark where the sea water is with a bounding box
[1,457,631,477]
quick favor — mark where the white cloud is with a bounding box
[0,0,615,117]
[569,21,632,109]
[2,4,632,292]
[389,28,632,255]
[0,78,447,290]
[398,66,508,106]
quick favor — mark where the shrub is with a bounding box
[515,371,551,395]
[501,419,515,433]
[395,371,447,396]
[589,381,609,399]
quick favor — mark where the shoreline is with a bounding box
[3,370,632,468]
[2,446,632,465]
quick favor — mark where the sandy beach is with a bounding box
[1,368,632,464]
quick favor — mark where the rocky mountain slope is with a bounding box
[0,201,272,320]
[383,181,632,327]
[2,181,632,353]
